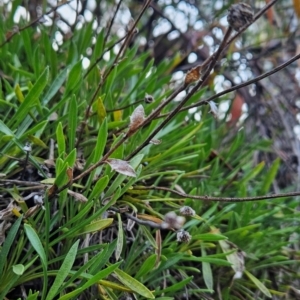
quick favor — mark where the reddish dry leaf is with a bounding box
[66,167,73,182]
[48,184,58,196]
[227,93,244,126]
[128,104,145,135]
[137,214,163,224]
[105,158,136,177]
[185,65,201,85]
[293,0,300,18]
[67,190,88,202]
[265,0,274,24]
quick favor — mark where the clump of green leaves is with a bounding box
[0,1,299,300]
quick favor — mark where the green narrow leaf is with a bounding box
[0,216,22,277]
[75,219,113,236]
[115,213,124,261]
[9,66,49,128]
[89,241,117,275]
[135,254,157,279]
[46,240,80,300]
[68,95,78,151]
[24,224,47,267]
[79,21,93,54]
[114,268,155,299]
[97,96,107,123]
[91,29,105,61]
[156,276,193,294]
[55,163,69,187]
[260,158,280,194]
[64,60,82,95]
[59,262,122,300]
[56,122,66,156]
[27,135,48,148]
[240,161,265,185]
[0,119,15,136]
[0,273,20,299]
[140,226,157,250]
[61,244,109,290]
[14,84,25,102]
[88,175,109,201]
[43,67,68,105]
[24,224,48,299]
[64,148,77,168]
[84,118,108,189]
[21,29,33,68]
[21,120,48,138]
[27,290,39,300]
[244,270,272,298]
[193,233,228,241]
[93,118,108,163]
[201,245,213,292]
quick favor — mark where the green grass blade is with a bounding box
[24,224,48,300]
[201,245,213,292]
[68,95,78,151]
[244,270,272,298]
[0,216,22,277]
[46,240,80,300]
[58,262,122,300]
[115,213,124,261]
[114,268,155,299]
[43,67,68,105]
[9,66,49,129]
[88,175,109,201]
[56,122,66,156]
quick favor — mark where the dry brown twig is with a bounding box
[135,186,300,203]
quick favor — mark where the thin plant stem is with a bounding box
[135,186,300,203]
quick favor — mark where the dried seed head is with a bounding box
[144,94,154,104]
[227,3,254,31]
[128,104,145,135]
[179,206,196,216]
[105,158,137,177]
[33,194,44,205]
[23,142,32,152]
[176,230,192,243]
[162,211,185,230]
[185,65,201,85]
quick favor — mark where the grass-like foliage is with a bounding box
[0,1,299,299]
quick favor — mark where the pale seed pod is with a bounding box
[23,142,32,152]
[162,211,185,230]
[227,3,254,31]
[144,94,154,104]
[179,206,196,216]
[176,230,192,243]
